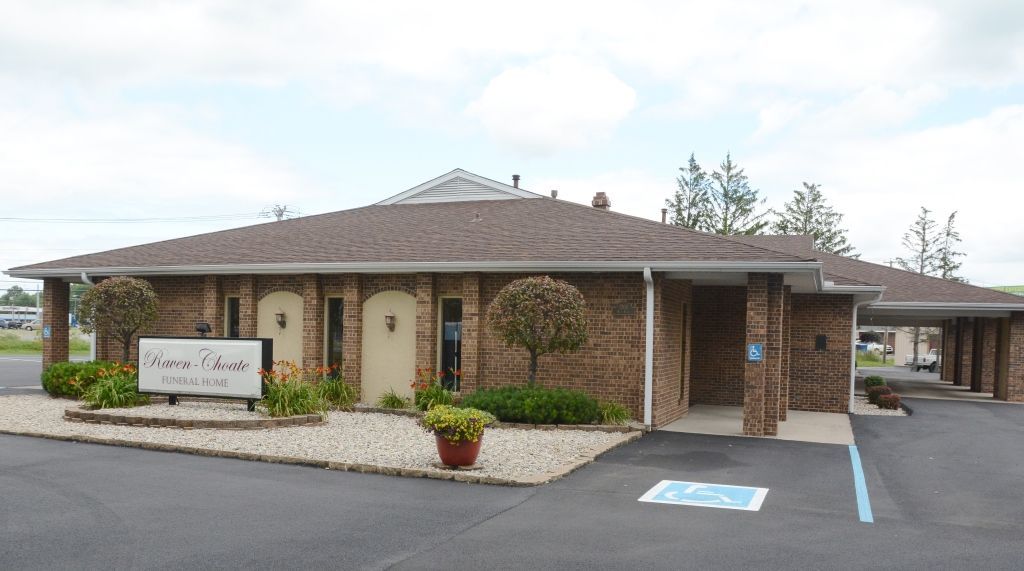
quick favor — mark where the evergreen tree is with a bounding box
[896,207,941,276]
[707,153,768,235]
[771,182,857,256]
[937,211,966,283]
[666,153,712,231]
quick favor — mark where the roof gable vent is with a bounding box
[377,169,543,205]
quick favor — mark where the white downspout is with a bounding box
[643,267,654,429]
[849,293,883,412]
[80,272,96,361]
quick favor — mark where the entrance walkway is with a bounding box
[660,405,855,445]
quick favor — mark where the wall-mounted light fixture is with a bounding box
[275,310,287,329]
[384,310,396,331]
[195,322,211,337]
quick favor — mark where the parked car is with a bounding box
[22,319,42,331]
[867,343,894,355]
[905,348,941,373]
[0,319,13,329]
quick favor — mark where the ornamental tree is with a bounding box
[76,276,159,363]
[486,276,588,386]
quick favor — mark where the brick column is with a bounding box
[743,273,768,437]
[301,274,323,370]
[202,275,222,333]
[980,318,997,393]
[779,286,792,422]
[415,273,437,374]
[956,318,974,387]
[342,275,362,392]
[41,279,70,369]
[1006,312,1024,402]
[238,275,257,338]
[763,275,784,436]
[460,273,482,394]
[941,320,956,383]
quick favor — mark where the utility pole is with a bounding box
[261,204,300,222]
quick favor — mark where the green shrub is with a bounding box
[411,369,455,411]
[261,378,327,418]
[41,360,119,398]
[864,375,886,388]
[599,401,631,425]
[317,377,358,410]
[376,388,410,409]
[80,364,149,409]
[867,385,892,405]
[878,394,902,410]
[421,405,495,444]
[459,386,602,425]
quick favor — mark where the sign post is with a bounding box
[137,337,272,407]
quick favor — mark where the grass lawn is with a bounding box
[855,351,894,368]
[0,332,90,356]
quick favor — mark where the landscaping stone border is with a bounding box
[352,405,639,433]
[63,407,324,430]
[0,427,641,487]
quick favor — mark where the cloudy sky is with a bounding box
[3,0,1023,293]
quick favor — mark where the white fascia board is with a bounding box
[376,168,544,205]
[866,301,1024,311]
[6,260,828,281]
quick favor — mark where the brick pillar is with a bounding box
[460,273,482,394]
[415,273,437,374]
[1006,312,1024,402]
[743,273,768,437]
[41,279,70,369]
[957,318,974,387]
[941,320,956,383]
[980,318,997,393]
[238,275,257,338]
[301,274,323,370]
[762,275,783,435]
[202,275,222,333]
[342,275,362,393]
[779,286,792,422]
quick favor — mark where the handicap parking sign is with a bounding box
[747,343,763,363]
[43,325,51,340]
[639,480,768,511]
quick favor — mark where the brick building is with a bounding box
[9,169,1024,434]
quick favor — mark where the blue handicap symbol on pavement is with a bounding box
[639,480,768,511]
[747,343,763,363]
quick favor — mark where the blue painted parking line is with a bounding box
[638,480,768,511]
[848,445,874,523]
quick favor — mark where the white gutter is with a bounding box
[850,292,884,412]
[80,272,97,361]
[864,301,1024,311]
[643,267,654,430]
[6,260,826,280]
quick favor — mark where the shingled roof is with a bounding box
[734,236,1024,305]
[10,188,812,276]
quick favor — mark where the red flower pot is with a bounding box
[435,433,483,467]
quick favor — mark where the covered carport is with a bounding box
[857,302,1023,401]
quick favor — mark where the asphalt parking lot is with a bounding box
[2,355,1024,569]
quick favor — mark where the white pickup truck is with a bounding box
[905,348,941,373]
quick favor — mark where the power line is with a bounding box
[0,212,266,223]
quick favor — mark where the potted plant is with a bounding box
[421,405,495,467]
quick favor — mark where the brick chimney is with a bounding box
[591,192,611,210]
[512,174,520,188]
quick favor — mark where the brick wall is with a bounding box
[958,318,974,387]
[742,274,769,436]
[980,318,997,393]
[476,273,646,420]
[690,286,746,407]
[762,274,784,436]
[941,320,956,383]
[788,293,853,413]
[652,276,692,427]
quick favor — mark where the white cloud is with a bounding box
[466,56,636,155]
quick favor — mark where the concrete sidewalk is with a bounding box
[659,404,855,445]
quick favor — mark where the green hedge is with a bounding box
[864,375,886,388]
[41,360,119,398]
[459,386,602,425]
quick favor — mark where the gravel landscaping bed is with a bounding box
[850,395,907,416]
[0,395,636,485]
[82,400,265,420]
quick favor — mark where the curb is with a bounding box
[0,427,641,487]
[64,407,323,430]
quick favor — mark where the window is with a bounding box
[326,298,344,377]
[439,298,462,391]
[225,297,240,337]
